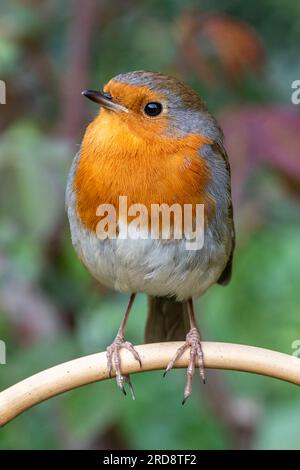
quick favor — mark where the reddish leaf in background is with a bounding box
[178,12,264,85]
[218,106,300,202]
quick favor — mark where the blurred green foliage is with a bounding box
[0,0,300,450]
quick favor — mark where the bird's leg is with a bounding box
[106,293,142,398]
[164,298,205,404]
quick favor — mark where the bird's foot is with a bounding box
[106,334,142,399]
[164,327,205,404]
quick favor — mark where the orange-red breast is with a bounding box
[66,71,235,403]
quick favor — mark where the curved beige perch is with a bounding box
[1,341,300,426]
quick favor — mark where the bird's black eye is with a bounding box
[144,102,162,117]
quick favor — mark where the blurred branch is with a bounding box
[58,0,139,141]
[59,0,98,140]
[1,342,300,426]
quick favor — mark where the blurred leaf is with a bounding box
[62,381,120,443]
[178,12,264,85]
[218,106,300,204]
[256,403,300,449]
[0,37,20,74]
[118,371,226,449]
[0,122,71,241]
[221,106,300,177]
[76,295,147,355]
[0,402,59,450]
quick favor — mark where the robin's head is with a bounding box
[82,70,221,142]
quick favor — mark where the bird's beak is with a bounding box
[81,90,128,113]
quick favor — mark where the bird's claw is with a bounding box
[106,335,142,399]
[164,327,205,403]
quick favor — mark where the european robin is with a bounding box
[66,71,235,403]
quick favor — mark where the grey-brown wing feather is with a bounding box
[213,142,235,286]
[201,140,235,286]
[217,208,235,285]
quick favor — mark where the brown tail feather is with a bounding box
[145,296,189,343]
